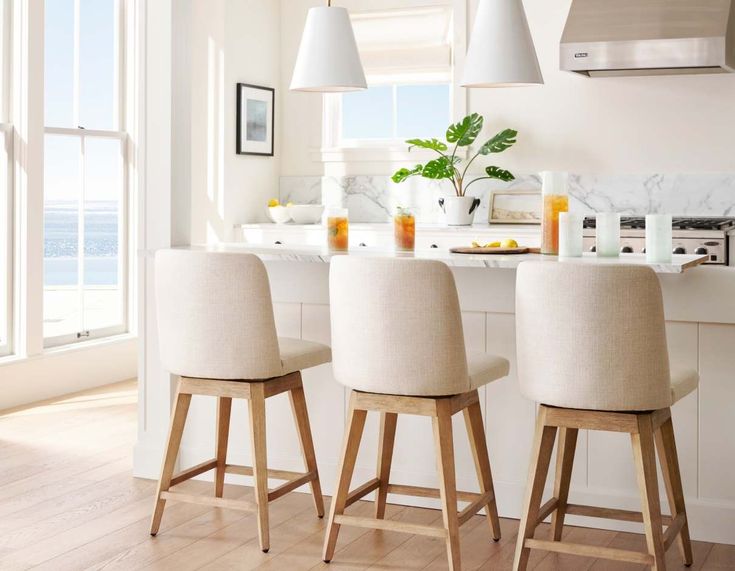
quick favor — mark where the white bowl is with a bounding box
[267,205,292,224]
[287,204,325,225]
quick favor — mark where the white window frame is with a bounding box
[43,0,130,348]
[316,0,467,164]
[0,0,12,356]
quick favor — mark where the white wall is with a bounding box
[188,0,281,244]
[279,0,735,178]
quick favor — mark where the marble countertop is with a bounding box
[187,243,708,274]
[238,222,542,236]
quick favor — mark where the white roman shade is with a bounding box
[350,6,453,84]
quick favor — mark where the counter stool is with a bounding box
[513,262,697,571]
[323,257,510,571]
[150,250,330,553]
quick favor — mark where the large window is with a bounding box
[324,6,454,149]
[0,0,11,356]
[44,0,127,346]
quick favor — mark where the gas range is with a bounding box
[582,216,735,265]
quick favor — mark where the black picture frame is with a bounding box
[236,83,275,156]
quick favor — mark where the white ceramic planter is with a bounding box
[439,196,481,226]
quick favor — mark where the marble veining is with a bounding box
[280,173,735,223]
[197,243,705,274]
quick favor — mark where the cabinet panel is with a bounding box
[301,304,346,470]
[485,312,537,486]
[699,323,735,501]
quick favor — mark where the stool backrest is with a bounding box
[155,250,282,380]
[515,261,671,411]
[329,257,469,396]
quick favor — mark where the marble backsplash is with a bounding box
[280,174,735,224]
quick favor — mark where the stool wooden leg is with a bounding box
[463,397,501,541]
[632,414,667,571]
[150,387,192,536]
[513,406,557,571]
[655,414,693,566]
[433,399,461,571]
[375,411,398,520]
[323,393,367,562]
[215,396,232,498]
[248,382,270,553]
[289,381,325,518]
[550,427,578,541]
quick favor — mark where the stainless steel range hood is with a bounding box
[560,0,735,77]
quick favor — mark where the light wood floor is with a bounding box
[0,381,733,571]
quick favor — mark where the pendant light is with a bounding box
[290,0,367,92]
[461,0,543,87]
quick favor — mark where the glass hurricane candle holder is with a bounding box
[394,207,416,251]
[558,212,583,257]
[646,214,673,263]
[326,208,349,252]
[596,212,621,257]
[541,171,569,255]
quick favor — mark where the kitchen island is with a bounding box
[138,243,735,545]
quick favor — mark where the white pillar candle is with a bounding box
[558,212,583,257]
[596,213,621,257]
[646,214,673,263]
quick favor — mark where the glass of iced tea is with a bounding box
[541,172,569,255]
[326,208,349,252]
[394,207,415,251]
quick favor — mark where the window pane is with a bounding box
[396,84,450,139]
[44,135,82,339]
[44,0,75,127]
[79,0,117,129]
[0,129,9,353]
[342,86,393,139]
[83,137,123,331]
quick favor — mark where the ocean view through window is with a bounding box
[44,0,127,345]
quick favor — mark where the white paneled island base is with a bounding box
[136,246,735,546]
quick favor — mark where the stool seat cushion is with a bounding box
[670,367,698,405]
[468,352,511,391]
[279,337,332,376]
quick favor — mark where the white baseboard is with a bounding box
[0,336,138,411]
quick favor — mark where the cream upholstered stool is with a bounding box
[323,257,510,571]
[150,250,330,553]
[513,262,697,571]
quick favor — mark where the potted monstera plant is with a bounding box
[392,113,518,226]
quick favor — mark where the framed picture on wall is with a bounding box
[489,190,542,224]
[236,83,275,156]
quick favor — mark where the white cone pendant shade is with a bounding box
[290,6,367,92]
[461,0,543,87]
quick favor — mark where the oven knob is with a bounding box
[641,247,646,253]
[621,246,633,253]
[589,245,596,252]
[695,247,708,255]
[673,247,686,255]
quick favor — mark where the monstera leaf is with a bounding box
[406,138,448,153]
[446,113,484,147]
[479,129,518,155]
[392,164,424,183]
[421,157,456,180]
[485,166,515,182]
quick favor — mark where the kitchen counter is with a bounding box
[191,243,708,274]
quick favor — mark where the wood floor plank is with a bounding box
[154,491,316,571]
[30,481,217,571]
[251,500,378,571]
[702,542,735,569]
